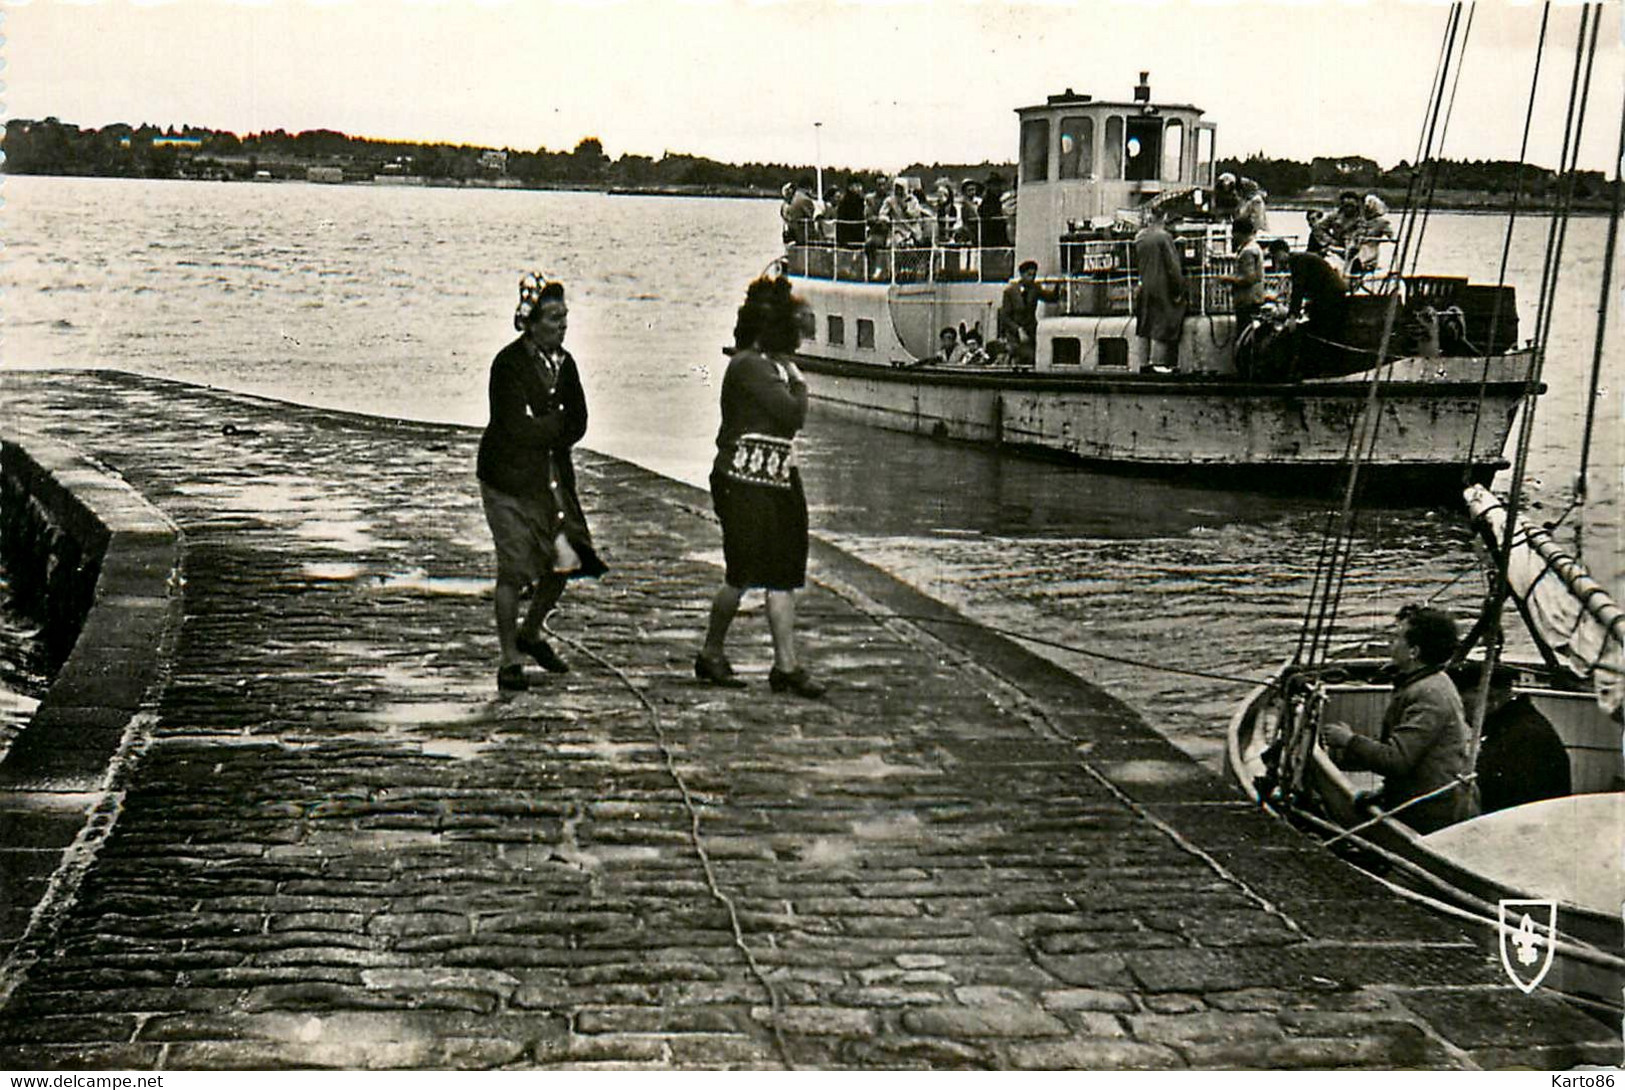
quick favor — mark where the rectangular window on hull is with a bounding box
[1052,337,1082,366]
[1099,337,1130,368]
[856,318,876,349]
[827,315,845,346]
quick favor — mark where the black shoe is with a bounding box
[497,663,529,692]
[769,667,826,698]
[695,651,747,689]
[517,634,570,673]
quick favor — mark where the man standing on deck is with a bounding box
[1266,238,1350,376]
[1321,605,1480,833]
[1134,207,1187,371]
[998,260,1060,368]
[1221,218,1267,343]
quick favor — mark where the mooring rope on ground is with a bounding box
[540,617,797,1071]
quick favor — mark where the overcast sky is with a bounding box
[6,0,1622,174]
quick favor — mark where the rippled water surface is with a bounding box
[5,175,1619,767]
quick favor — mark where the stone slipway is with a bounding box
[0,370,1613,1070]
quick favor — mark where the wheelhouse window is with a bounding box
[1162,119,1184,182]
[1058,116,1094,180]
[1125,117,1163,182]
[856,318,876,349]
[1196,126,1216,187]
[827,315,845,346]
[1052,337,1082,367]
[1020,118,1051,184]
[1104,116,1125,180]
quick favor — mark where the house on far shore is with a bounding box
[307,165,345,184]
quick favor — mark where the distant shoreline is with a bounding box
[5,170,1615,215]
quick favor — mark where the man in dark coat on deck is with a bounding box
[1134,207,1187,370]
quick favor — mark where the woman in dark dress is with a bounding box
[476,273,607,693]
[695,274,824,698]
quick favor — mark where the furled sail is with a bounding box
[1465,484,1625,713]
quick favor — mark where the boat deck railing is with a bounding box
[1058,236,1296,318]
[783,235,1016,285]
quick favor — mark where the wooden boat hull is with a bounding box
[1226,660,1625,1012]
[797,354,1527,498]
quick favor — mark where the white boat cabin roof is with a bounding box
[1014,74,1219,277]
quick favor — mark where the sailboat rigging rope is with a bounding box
[1462,2,1553,477]
[1294,4,1470,675]
[1502,4,1601,551]
[1405,2,1477,279]
[1574,63,1625,503]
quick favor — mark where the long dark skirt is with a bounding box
[710,467,808,591]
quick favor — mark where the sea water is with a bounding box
[4,175,1618,767]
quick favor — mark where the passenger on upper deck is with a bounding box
[955,179,983,245]
[815,186,842,242]
[1133,206,1187,371]
[998,260,1061,368]
[1211,172,1241,222]
[778,183,798,245]
[1310,191,1364,255]
[834,180,867,248]
[783,178,818,246]
[881,179,927,246]
[981,173,1011,247]
[1347,194,1395,275]
[1235,177,1269,233]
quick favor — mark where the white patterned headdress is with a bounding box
[514,271,563,330]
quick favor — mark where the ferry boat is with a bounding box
[782,74,1535,498]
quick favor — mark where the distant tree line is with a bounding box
[0,117,831,192]
[2,117,1613,207]
[1218,152,1614,206]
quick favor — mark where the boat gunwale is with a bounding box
[795,355,1538,399]
[1226,658,1622,941]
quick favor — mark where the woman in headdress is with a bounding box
[477,273,607,692]
[695,273,825,698]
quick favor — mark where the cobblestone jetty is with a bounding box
[0,371,1614,1070]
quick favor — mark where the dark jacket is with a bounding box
[476,336,588,501]
[1475,695,1572,813]
[1341,666,1480,833]
[714,349,807,462]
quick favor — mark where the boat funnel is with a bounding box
[1134,72,1151,102]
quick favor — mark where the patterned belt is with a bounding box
[726,433,796,489]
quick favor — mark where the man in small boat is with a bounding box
[998,260,1061,368]
[1321,605,1481,833]
[1133,206,1187,372]
[1471,668,1571,814]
